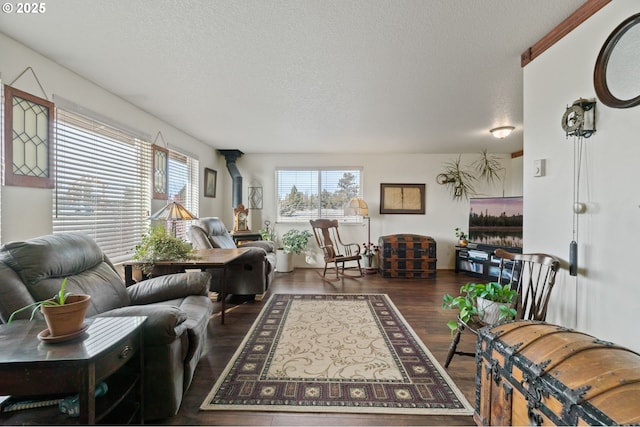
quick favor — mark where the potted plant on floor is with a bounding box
[442,281,517,333]
[276,229,312,273]
[8,278,91,338]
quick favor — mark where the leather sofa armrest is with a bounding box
[127,271,210,305]
[241,240,275,253]
[99,305,188,345]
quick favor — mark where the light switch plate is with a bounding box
[534,159,545,177]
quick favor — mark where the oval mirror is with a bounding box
[594,13,640,108]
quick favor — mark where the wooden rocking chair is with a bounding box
[309,219,363,279]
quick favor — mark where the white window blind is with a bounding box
[276,167,362,223]
[166,149,199,239]
[53,109,152,263]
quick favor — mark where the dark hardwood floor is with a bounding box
[160,268,478,426]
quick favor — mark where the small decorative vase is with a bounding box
[459,239,468,247]
[41,294,91,337]
[362,253,372,268]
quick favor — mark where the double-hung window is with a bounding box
[53,106,152,263]
[276,167,363,223]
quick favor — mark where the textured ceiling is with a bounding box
[0,0,586,154]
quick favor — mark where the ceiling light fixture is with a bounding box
[490,126,515,139]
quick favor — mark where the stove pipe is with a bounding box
[218,149,244,208]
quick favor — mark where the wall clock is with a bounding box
[561,98,596,138]
[561,104,584,135]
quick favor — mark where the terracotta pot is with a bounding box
[41,294,91,336]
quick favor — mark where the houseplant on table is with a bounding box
[133,224,199,277]
[455,227,468,247]
[276,229,312,273]
[8,278,91,338]
[442,281,517,333]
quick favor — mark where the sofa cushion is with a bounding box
[197,217,237,249]
[1,233,106,286]
[0,262,38,322]
[127,272,210,305]
[241,240,275,253]
[99,304,188,345]
[0,233,130,316]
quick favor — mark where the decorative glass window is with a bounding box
[276,167,363,223]
[152,144,168,199]
[3,85,54,188]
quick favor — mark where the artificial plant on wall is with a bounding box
[437,150,505,200]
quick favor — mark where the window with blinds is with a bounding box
[276,167,362,223]
[166,149,199,239]
[53,109,152,263]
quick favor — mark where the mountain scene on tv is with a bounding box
[469,197,523,248]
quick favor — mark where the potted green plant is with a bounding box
[442,281,517,333]
[133,224,199,276]
[258,221,277,242]
[276,229,312,273]
[455,227,468,247]
[8,278,91,337]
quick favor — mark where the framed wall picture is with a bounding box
[204,168,217,197]
[380,183,425,214]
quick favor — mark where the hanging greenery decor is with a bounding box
[436,150,505,200]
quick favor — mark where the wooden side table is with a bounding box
[0,316,146,425]
[122,247,251,324]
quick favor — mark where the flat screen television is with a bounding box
[469,196,523,248]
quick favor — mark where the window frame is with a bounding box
[275,166,364,224]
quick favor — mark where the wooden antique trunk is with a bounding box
[475,320,640,426]
[377,234,436,278]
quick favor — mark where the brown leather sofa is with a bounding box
[0,232,213,421]
[188,217,275,298]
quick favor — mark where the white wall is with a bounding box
[0,33,226,242]
[523,0,639,351]
[236,153,520,269]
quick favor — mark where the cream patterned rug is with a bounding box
[200,294,473,415]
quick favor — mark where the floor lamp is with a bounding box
[346,197,375,273]
[149,200,198,237]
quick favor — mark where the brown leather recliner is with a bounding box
[0,232,213,421]
[188,217,275,298]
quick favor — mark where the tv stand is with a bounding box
[455,243,522,282]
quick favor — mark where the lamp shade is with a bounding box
[345,197,369,217]
[490,126,515,139]
[150,201,197,221]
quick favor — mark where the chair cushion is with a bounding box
[196,217,237,249]
[1,232,106,286]
[0,261,38,322]
[0,232,130,316]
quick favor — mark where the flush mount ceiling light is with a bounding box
[490,126,515,139]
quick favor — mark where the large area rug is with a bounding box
[200,294,473,415]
